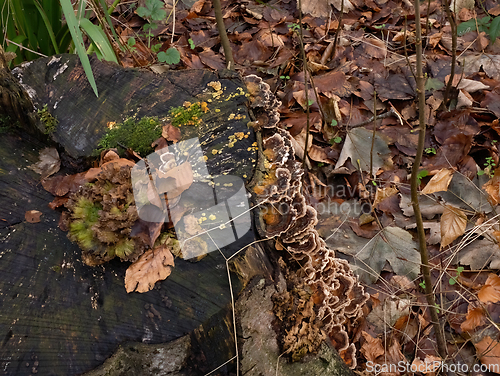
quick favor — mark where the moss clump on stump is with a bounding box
[38,105,58,134]
[96,116,163,156]
[169,101,204,127]
[65,160,147,266]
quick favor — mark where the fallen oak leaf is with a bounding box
[125,244,175,293]
[440,205,467,249]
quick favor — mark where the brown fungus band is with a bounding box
[244,74,369,368]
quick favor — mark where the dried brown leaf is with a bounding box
[421,168,454,194]
[482,170,500,206]
[290,127,313,160]
[199,48,226,70]
[25,210,42,223]
[28,147,60,178]
[162,123,181,142]
[125,245,175,293]
[361,332,384,363]
[301,0,354,17]
[474,336,500,368]
[440,205,467,248]
[191,0,205,12]
[373,186,398,208]
[42,172,88,197]
[478,274,500,303]
[460,305,486,332]
[411,356,442,374]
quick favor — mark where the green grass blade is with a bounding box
[33,0,59,53]
[98,0,123,51]
[79,18,117,63]
[59,0,99,97]
[42,0,62,35]
[55,25,71,52]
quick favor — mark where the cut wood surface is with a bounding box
[0,56,257,375]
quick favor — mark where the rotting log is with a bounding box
[0,46,38,134]
[0,54,255,376]
[0,53,354,376]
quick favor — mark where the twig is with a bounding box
[411,0,448,359]
[171,0,176,44]
[331,0,344,62]
[370,90,377,181]
[319,0,344,65]
[212,0,235,69]
[442,0,457,109]
[348,107,397,129]
[5,39,47,57]
[296,0,311,173]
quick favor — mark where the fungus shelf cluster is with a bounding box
[244,75,369,367]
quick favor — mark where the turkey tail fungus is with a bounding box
[245,74,369,368]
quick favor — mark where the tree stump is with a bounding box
[0,54,353,376]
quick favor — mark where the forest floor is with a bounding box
[40,0,500,374]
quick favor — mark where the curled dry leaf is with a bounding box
[474,335,500,368]
[411,355,442,374]
[440,205,467,249]
[482,170,500,206]
[28,147,60,178]
[478,274,500,304]
[30,148,61,177]
[162,123,181,142]
[25,210,42,223]
[290,127,312,161]
[360,332,384,363]
[421,168,454,194]
[373,186,398,208]
[460,305,486,332]
[125,244,175,293]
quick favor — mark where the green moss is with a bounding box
[37,105,58,134]
[72,197,102,223]
[114,239,135,258]
[169,102,203,127]
[96,116,163,156]
[0,115,20,134]
[69,198,102,251]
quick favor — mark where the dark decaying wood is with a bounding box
[0,53,352,376]
[0,47,38,134]
[0,55,257,375]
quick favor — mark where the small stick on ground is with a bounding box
[213,0,235,69]
[411,0,448,359]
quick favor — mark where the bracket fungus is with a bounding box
[244,75,369,368]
